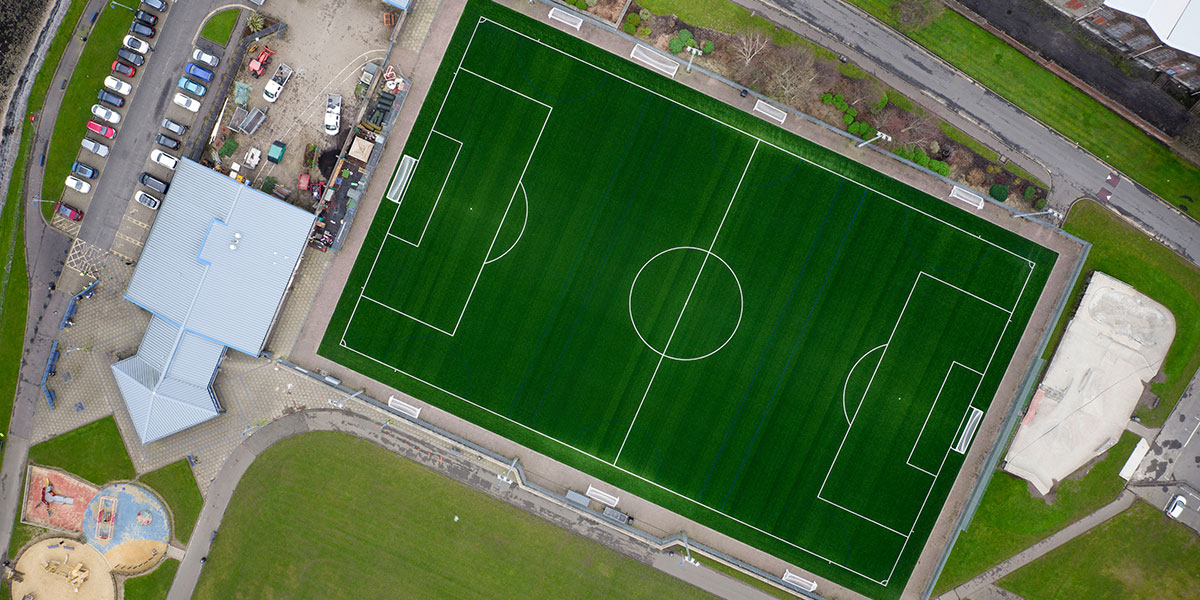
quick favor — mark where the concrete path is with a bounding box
[739,0,1200,264]
[937,490,1136,600]
[165,409,781,600]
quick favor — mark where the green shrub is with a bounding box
[833,93,844,105]
[914,148,931,167]
[843,113,854,125]
[218,138,239,158]
[639,8,652,20]
[1034,197,1047,210]
[638,27,651,36]
[897,145,916,161]
[686,38,697,48]
[624,23,635,34]
[871,91,889,114]
[574,0,587,10]
[626,13,640,26]
[820,93,833,104]
[260,176,277,193]
[845,106,857,119]
[678,29,692,43]
[1023,185,1036,200]
[929,160,950,176]
[989,184,1010,202]
[668,36,684,53]
[702,40,714,53]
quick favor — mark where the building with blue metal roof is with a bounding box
[112,159,315,444]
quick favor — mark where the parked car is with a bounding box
[185,62,214,82]
[155,133,180,150]
[135,191,160,210]
[65,176,91,194]
[1167,495,1187,519]
[97,89,124,108]
[111,60,136,78]
[141,0,167,12]
[139,172,169,194]
[71,161,97,179]
[90,104,120,125]
[150,149,178,170]
[87,120,115,139]
[172,93,200,113]
[130,21,155,38]
[123,34,151,54]
[177,76,206,97]
[191,48,219,68]
[116,48,145,66]
[81,137,110,157]
[103,75,132,95]
[161,117,187,136]
[133,9,157,25]
[55,202,83,221]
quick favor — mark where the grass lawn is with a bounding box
[668,545,796,599]
[319,3,1055,598]
[998,500,1200,599]
[28,416,134,485]
[638,0,831,56]
[933,431,1138,594]
[199,9,239,46]
[194,432,718,600]
[139,461,202,544]
[42,4,134,220]
[123,559,179,600]
[843,1,1200,212]
[1046,200,1200,425]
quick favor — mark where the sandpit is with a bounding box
[10,537,114,600]
[1004,272,1174,494]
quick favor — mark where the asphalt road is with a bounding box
[747,0,1200,263]
[75,0,229,251]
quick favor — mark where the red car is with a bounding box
[87,120,116,139]
[111,60,136,77]
[55,202,83,221]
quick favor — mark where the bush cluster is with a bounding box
[989,184,1010,202]
[928,160,950,176]
[574,0,586,10]
[824,93,877,140]
[1023,185,1036,201]
[625,23,636,34]
[626,13,640,26]
[260,176,277,193]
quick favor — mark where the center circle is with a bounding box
[629,247,743,362]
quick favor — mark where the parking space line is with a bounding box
[115,232,144,247]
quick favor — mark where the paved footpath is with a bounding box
[937,490,1136,600]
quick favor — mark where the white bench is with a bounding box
[782,569,818,592]
[388,395,421,419]
[586,485,620,507]
[753,99,787,125]
[548,7,583,31]
[387,155,418,204]
[949,186,985,210]
[630,44,679,77]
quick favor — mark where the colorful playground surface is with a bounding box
[22,466,99,534]
[82,483,170,574]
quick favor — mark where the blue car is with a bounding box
[177,76,207,97]
[185,62,213,82]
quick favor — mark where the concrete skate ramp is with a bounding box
[1004,272,1174,494]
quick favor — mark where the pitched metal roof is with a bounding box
[1106,0,1200,56]
[115,160,314,444]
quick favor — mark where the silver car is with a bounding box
[191,48,219,67]
[81,137,110,157]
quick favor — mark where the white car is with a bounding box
[173,93,200,112]
[81,137,109,157]
[65,176,91,194]
[103,75,132,95]
[122,35,151,54]
[1167,495,1187,519]
[135,191,160,210]
[150,149,178,170]
[90,104,121,124]
[192,48,219,67]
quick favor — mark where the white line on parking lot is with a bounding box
[1184,417,1200,449]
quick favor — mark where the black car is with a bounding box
[139,172,169,194]
[140,0,167,11]
[117,48,145,66]
[71,161,97,179]
[130,21,155,38]
[97,89,124,108]
[133,9,157,25]
[155,133,180,150]
[161,117,187,136]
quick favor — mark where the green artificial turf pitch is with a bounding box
[321,4,1056,597]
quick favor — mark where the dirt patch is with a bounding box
[955,0,1193,135]
[104,539,166,574]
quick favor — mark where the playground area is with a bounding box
[10,537,115,600]
[81,483,170,575]
[22,466,99,534]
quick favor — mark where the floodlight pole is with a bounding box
[1012,209,1061,221]
[110,1,134,11]
[685,46,702,73]
[498,457,519,484]
[856,131,892,148]
[680,533,700,566]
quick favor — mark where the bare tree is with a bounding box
[900,111,939,146]
[733,28,771,67]
[765,45,817,106]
